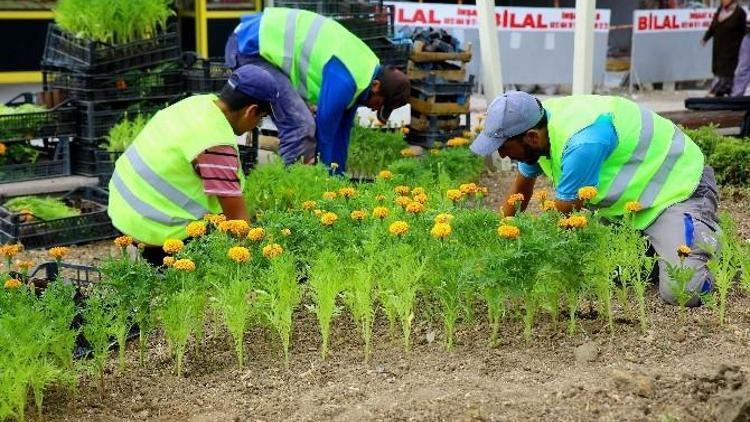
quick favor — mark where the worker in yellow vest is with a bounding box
[471,91,720,307]
[108,64,278,265]
[226,7,410,173]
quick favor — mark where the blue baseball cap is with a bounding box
[470,91,546,156]
[225,64,280,103]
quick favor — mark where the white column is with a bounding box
[572,0,596,95]
[476,0,503,98]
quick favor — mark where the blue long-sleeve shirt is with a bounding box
[231,13,373,173]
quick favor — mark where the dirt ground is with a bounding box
[29,169,750,422]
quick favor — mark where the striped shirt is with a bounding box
[193,145,242,197]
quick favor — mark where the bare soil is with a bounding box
[29,170,750,422]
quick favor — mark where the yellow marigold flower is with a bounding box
[446,189,464,202]
[226,220,250,237]
[228,246,251,263]
[372,207,389,219]
[281,228,292,237]
[677,244,692,258]
[15,260,33,271]
[162,239,184,254]
[412,187,426,196]
[478,186,489,196]
[395,196,412,208]
[338,187,357,198]
[506,193,524,206]
[186,221,207,238]
[48,246,71,260]
[0,143,6,155]
[173,258,196,272]
[389,221,409,236]
[114,235,133,248]
[203,213,226,225]
[406,202,425,214]
[302,200,317,210]
[497,224,520,239]
[350,209,367,221]
[532,190,548,201]
[542,200,557,211]
[446,137,470,147]
[217,220,232,233]
[434,213,454,224]
[459,183,478,194]
[375,194,386,202]
[320,212,338,226]
[262,243,284,258]
[1,244,22,258]
[413,193,428,204]
[378,170,393,180]
[625,201,642,213]
[313,209,323,217]
[395,185,411,195]
[567,215,588,229]
[247,227,266,241]
[401,148,416,157]
[163,256,175,267]
[577,186,598,201]
[322,191,337,200]
[431,223,452,239]
[401,127,410,135]
[4,278,22,289]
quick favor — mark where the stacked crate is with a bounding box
[406,38,473,149]
[40,23,183,184]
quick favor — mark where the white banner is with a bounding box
[389,3,611,33]
[633,8,714,33]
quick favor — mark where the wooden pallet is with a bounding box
[409,113,462,132]
[407,60,467,81]
[409,97,470,115]
[409,41,472,64]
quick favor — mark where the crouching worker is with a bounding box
[470,91,721,306]
[108,64,278,266]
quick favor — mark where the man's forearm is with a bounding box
[218,195,250,222]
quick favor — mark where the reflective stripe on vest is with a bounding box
[281,9,299,77]
[123,147,211,220]
[297,14,326,98]
[111,171,189,226]
[638,127,685,208]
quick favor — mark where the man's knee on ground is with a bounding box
[658,260,712,308]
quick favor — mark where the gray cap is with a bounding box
[470,91,545,156]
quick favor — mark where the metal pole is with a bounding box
[572,0,596,94]
[476,0,503,98]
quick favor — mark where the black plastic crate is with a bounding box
[76,99,170,141]
[44,67,184,103]
[275,0,383,14]
[369,37,411,69]
[184,55,231,95]
[336,7,394,40]
[41,24,181,74]
[0,186,118,249]
[410,74,475,97]
[0,138,71,184]
[0,93,76,142]
[71,142,121,177]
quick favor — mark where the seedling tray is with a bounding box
[0,93,76,142]
[44,68,184,103]
[76,99,171,141]
[0,138,71,184]
[184,55,231,95]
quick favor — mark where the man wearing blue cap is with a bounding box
[108,64,278,265]
[225,7,411,173]
[471,91,719,307]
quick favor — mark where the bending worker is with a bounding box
[471,91,720,307]
[108,65,276,265]
[225,7,410,173]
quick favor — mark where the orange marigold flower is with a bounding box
[338,187,357,198]
[173,258,196,272]
[677,244,692,258]
[302,200,317,210]
[389,221,409,236]
[459,183,478,194]
[15,260,33,271]
[401,127,410,135]
[372,207,389,219]
[412,187,426,196]
[542,200,557,211]
[378,170,393,180]
[350,209,367,221]
[577,186,598,201]
[431,223,452,239]
[247,227,266,241]
[395,185,411,195]
[434,213,454,224]
[225,220,250,237]
[4,278,22,289]
[203,213,226,225]
[625,201,642,213]
[0,143,6,155]
[162,239,184,254]
[186,221,207,238]
[497,225,520,239]
[413,193,428,204]
[262,243,284,258]
[446,189,464,202]
[532,190,548,201]
[281,228,292,237]
[1,244,22,258]
[228,246,251,263]
[567,215,588,229]
[445,137,470,147]
[48,246,71,260]
[322,191,338,200]
[401,148,417,157]
[218,220,232,233]
[395,196,412,208]
[114,235,133,248]
[406,202,425,214]
[320,212,338,226]
[506,193,524,206]
[163,256,175,267]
